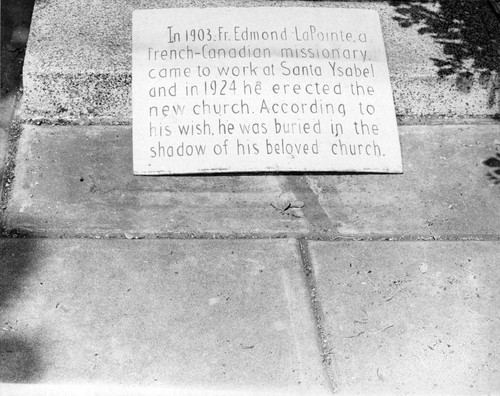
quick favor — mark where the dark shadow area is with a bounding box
[0,238,45,382]
[388,0,500,109]
[483,144,500,185]
[0,333,44,382]
[1,0,36,95]
[1,1,36,214]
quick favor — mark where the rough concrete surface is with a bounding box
[19,0,500,122]
[308,241,500,394]
[0,238,330,394]
[3,123,499,238]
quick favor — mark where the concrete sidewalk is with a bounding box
[1,0,500,395]
[2,123,499,239]
[0,239,498,394]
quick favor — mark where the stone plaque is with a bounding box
[132,7,402,174]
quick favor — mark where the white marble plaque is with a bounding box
[132,7,402,174]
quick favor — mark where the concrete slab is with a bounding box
[19,0,500,123]
[2,124,310,236]
[3,124,499,238]
[308,241,500,394]
[0,238,330,394]
[294,124,500,238]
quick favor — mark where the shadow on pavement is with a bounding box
[483,143,500,184]
[0,334,44,383]
[1,0,35,95]
[388,1,500,185]
[388,0,500,110]
[0,237,45,383]
[1,0,36,209]
[1,0,42,383]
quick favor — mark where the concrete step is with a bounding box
[19,0,500,123]
[308,240,500,394]
[0,238,330,394]
[3,123,499,238]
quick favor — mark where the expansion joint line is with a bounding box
[297,238,339,393]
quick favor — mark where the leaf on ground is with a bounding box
[289,200,305,209]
